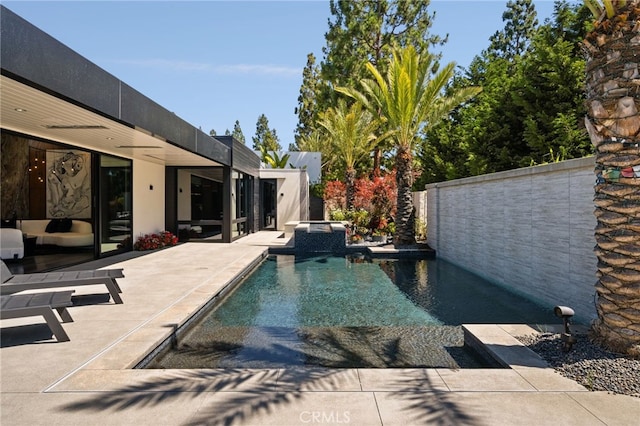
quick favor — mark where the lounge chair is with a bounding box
[1,290,75,342]
[0,260,124,304]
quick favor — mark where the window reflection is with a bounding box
[99,155,132,255]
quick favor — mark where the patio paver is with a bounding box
[1,232,638,425]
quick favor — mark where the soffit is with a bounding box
[0,76,221,167]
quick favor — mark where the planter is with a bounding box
[372,235,386,242]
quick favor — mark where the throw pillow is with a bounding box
[58,218,73,232]
[45,219,60,233]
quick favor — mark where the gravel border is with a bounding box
[516,333,640,398]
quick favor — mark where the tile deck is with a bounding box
[1,232,638,425]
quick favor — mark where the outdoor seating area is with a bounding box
[0,290,75,342]
[1,260,124,304]
[0,259,124,344]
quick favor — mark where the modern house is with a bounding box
[0,6,308,268]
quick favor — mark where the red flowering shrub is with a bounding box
[324,172,397,235]
[323,180,346,212]
[353,172,397,231]
[134,231,179,251]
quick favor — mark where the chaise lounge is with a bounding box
[0,290,75,342]
[1,260,124,304]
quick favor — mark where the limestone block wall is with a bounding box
[426,157,597,324]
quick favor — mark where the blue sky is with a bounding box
[4,1,564,148]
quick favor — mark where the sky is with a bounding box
[4,0,566,148]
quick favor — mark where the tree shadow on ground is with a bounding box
[385,370,481,426]
[59,327,480,425]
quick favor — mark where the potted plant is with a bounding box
[350,233,364,244]
[371,229,386,243]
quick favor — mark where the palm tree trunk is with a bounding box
[345,168,356,210]
[584,3,640,356]
[393,146,415,246]
[372,147,381,178]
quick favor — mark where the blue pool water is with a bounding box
[145,255,555,369]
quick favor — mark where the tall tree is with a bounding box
[252,114,281,152]
[429,0,591,176]
[232,120,246,144]
[583,0,640,356]
[318,0,444,176]
[487,0,539,63]
[339,45,481,246]
[317,100,383,209]
[513,1,591,164]
[465,0,539,171]
[294,53,321,149]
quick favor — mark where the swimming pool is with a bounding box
[144,255,554,369]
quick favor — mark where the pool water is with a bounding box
[145,255,555,369]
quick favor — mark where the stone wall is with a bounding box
[426,157,597,324]
[1,132,30,219]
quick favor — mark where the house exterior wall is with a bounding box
[259,169,309,231]
[287,152,322,183]
[254,151,322,184]
[133,159,165,236]
[426,157,597,324]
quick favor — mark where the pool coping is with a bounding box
[39,239,587,394]
[42,323,589,394]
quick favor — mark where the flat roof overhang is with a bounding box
[1,76,226,167]
[0,6,230,167]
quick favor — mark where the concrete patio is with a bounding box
[1,232,638,425]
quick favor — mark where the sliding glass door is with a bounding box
[98,154,132,256]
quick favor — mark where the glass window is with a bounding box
[99,155,132,255]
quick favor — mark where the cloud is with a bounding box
[113,59,211,71]
[112,59,300,76]
[212,64,300,76]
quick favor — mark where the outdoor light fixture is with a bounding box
[554,305,576,352]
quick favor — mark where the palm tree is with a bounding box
[338,45,481,246]
[583,0,640,356]
[317,99,384,209]
[259,146,290,169]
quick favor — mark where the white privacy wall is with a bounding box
[426,157,597,323]
[132,159,165,237]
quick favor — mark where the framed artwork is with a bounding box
[46,149,91,218]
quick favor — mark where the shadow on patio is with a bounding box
[57,328,481,425]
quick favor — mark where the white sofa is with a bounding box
[0,228,24,259]
[19,219,94,247]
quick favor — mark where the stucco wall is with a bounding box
[426,157,597,324]
[133,159,165,236]
[260,169,309,231]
